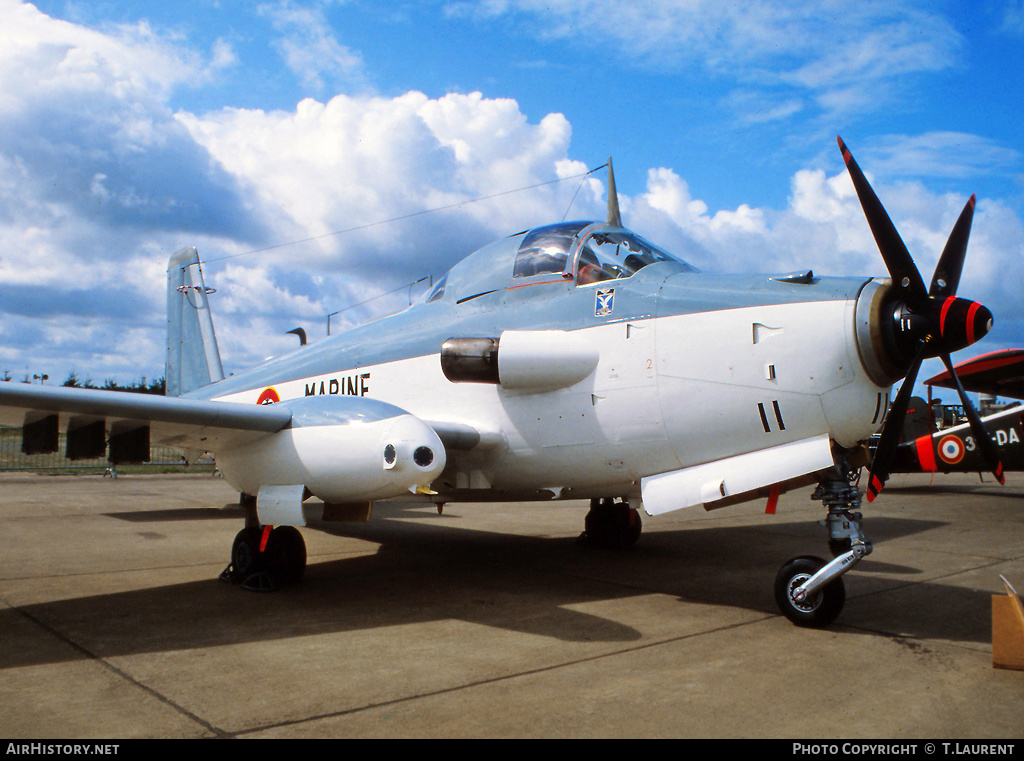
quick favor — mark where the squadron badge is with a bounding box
[595,288,615,317]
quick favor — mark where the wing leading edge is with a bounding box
[924,349,1024,401]
[0,382,292,461]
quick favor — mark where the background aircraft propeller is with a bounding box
[837,137,1004,500]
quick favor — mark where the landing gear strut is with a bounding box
[775,453,872,628]
[579,498,642,549]
[221,495,308,591]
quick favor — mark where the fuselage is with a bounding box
[199,223,891,502]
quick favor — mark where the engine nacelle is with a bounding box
[854,278,906,386]
[215,396,445,505]
[441,330,599,392]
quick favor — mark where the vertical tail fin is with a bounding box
[166,247,225,397]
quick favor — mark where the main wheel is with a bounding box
[583,500,642,549]
[231,527,265,582]
[774,555,845,628]
[265,525,306,585]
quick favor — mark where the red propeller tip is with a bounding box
[837,136,851,163]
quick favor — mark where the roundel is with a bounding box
[937,434,965,464]
[257,387,281,405]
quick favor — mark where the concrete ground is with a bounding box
[0,469,1021,739]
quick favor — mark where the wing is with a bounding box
[0,382,292,461]
[0,383,449,521]
[923,349,1024,401]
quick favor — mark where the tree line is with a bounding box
[1,370,165,395]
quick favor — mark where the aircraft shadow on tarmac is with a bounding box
[2,503,1001,671]
[102,505,247,523]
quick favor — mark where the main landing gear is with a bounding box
[220,495,308,591]
[579,497,642,549]
[774,455,872,628]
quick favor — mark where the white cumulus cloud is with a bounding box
[1,0,1020,390]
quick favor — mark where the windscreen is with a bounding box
[576,230,698,284]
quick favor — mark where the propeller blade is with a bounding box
[930,195,975,298]
[837,136,928,308]
[839,137,1000,499]
[866,347,924,502]
[940,352,1005,484]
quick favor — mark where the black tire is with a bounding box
[621,506,642,548]
[774,555,845,628]
[265,525,306,585]
[584,501,642,549]
[231,527,265,581]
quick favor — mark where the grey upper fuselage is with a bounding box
[195,221,873,400]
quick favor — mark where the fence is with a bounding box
[0,426,213,472]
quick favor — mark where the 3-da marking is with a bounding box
[963,427,1020,452]
[994,428,1021,446]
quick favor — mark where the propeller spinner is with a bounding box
[837,136,1004,500]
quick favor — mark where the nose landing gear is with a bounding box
[775,457,872,628]
[775,555,847,628]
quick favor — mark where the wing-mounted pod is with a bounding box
[441,330,599,392]
[215,396,446,525]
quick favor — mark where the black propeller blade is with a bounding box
[940,352,1005,485]
[930,195,975,298]
[865,345,924,502]
[837,137,1003,500]
[838,136,927,309]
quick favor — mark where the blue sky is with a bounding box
[2,0,1023,403]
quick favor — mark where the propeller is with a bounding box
[837,136,1003,500]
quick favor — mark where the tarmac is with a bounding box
[0,469,1021,739]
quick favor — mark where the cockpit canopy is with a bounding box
[514,222,697,284]
[425,221,698,304]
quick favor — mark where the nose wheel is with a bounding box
[774,455,872,628]
[775,555,846,628]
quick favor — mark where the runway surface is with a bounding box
[1,470,1021,739]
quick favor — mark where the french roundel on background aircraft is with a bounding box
[0,138,1004,628]
[887,349,1024,478]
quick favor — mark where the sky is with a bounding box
[1,0,1022,405]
